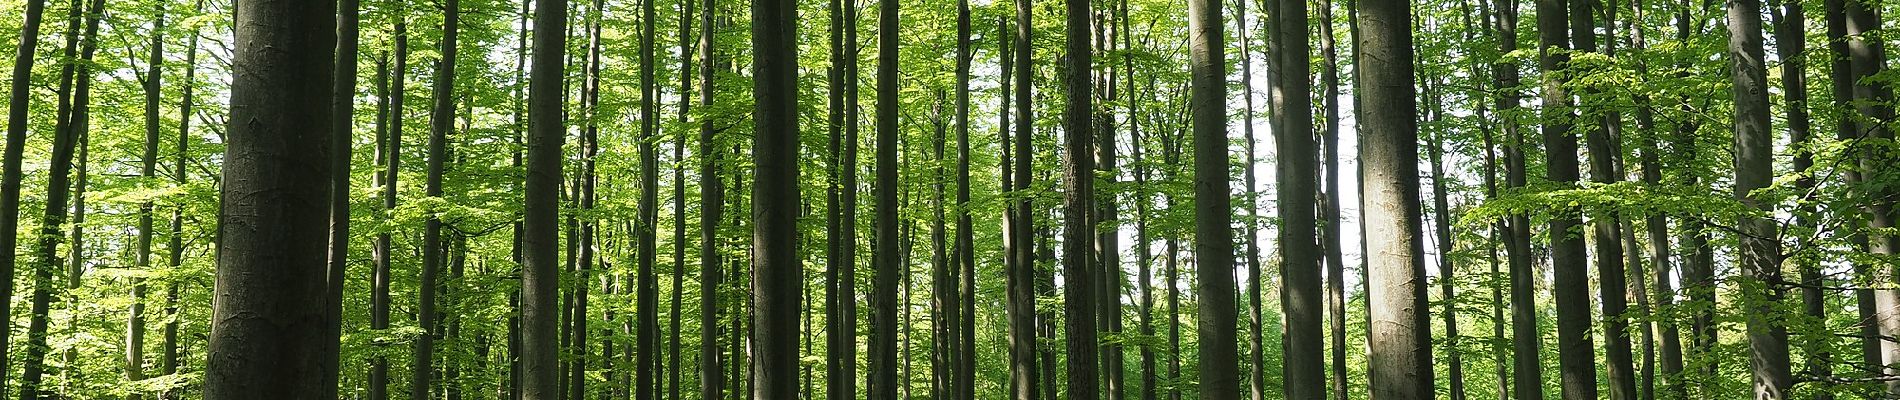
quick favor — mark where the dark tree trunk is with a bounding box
[752,0,803,392]
[1318,0,1348,397]
[1824,0,1871,393]
[1006,3,1040,399]
[131,5,168,398]
[1491,0,1542,396]
[417,1,461,396]
[201,0,338,395]
[1063,0,1102,391]
[953,2,977,398]
[1423,90,1464,400]
[321,0,359,392]
[670,0,694,396]
[1770,1,1827,397]
[1270,0,1322,392]
[25,1,105,396]
[1535,0,1598,395]
[1568,4,1637,397]
[522,0,570,394]
[1355,0,1434,396]
[371,13,408,400]
[636,0,661,393]
[1188,0,1239,395]
[870,0,902,395]
[0,0,49,368]
[160,4,203,396]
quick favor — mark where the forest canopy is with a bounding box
[0,0,1896,396]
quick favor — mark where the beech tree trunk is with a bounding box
[1355,0,1434,396]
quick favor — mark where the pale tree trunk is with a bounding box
[1355,0,1434,396]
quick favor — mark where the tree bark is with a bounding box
[752,0,803,393]
[1007,3,1041,399]
[522,0,569,394]
[160,4,203,395]
[1728,0,1793,396]
[417,1,461,396]
[201,0,338,395]
[1534,0,1598,395]
[321,0,359,392]
[1845,0,1900,392]
[1355,0,1434,397]
[0,0,50,368]
[1271,0,1322,393]
[1063,0,1102,391]
[25,1,106,396]
[131,6,168,398]
[870,0,902,395]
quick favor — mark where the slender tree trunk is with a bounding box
[417,1,461,396]
[0,0,50,372]
[670,0,694,396]
[1621,0,1683,394]
[699,0,725,395]
[1824,0,1873,392]
[160,4,203,395]
[953,2,977,398]
[1007,3,1040,399]
[1317,0,1349,397]
[1728,0,1793,396]
[24,1,105,395]
[201,0,338,394]
[1424,93,1464,400]
[522,0,570,393]
[1489,0,1543,396]
[1768,1,1828,397]
[635,0,662,393]
[1095,11,1125,400]
[371,13,408,400]
[321,0,359,392]
[1356,0,1434,396]
[869,0,902,395]
[1566,4,1637,397]
[130,6,168,398]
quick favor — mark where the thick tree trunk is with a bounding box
[752,0,803,393]
[522,0,569,394]
[1824,0,1872,392]
[1062,0,1103,391]
[1728,0,1794,396]
[1534,0,1598,396]
[1188,0,1239,395]
[201,0,338,395]
[1355,0,1434,397]
[1271,0,1322,393]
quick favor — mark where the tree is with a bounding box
[1534,0,1598,395]
[521,0,569,395]
[1006,1,1041,398]
[871,0,903,395]
[370,9,408,399]
[751,0,803,393]
[416,0,462,395]
[200,0,337,395]
[1272,0,1322,392]
[0,0,51,370]
[1061,0,1102,392]
[1355,0,1433,397]
[24,1,107,396]
[1726,0,1792,396]
[1188,0,1239,397]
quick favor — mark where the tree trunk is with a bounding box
[522,0,569,394]
[371,13,408,400]
[1567,4,1637,397]
[1770,1,1828,397]
[954,2,977,398]
[417,1,461,395]
[635,0,662,393]
[321,0,359,393]
[1728,0,1793,396]
[1355,0,1434,396]
[1318,0,1348,397]
[1271,0,1322,392]
[1424,91,1464,400]
[753,0,803,392]
[201,0,338,395]
[25,1,105,396]
[160,4,203,395]
[1534,0,1598,395]
[1845,0,1900,392]
[1490,0,1542,396]
[1007,3,1040,399]
[0,0,50,370]
[870,0,902,395]
[700,0,726,394]
[1063,0,1102,390]
[670,0,695,396]
[130,6,167,398]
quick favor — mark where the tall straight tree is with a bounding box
[24,0,106,395]
[1726,0,1793,396]
[1490,0,1543,395]
[1318,0,1350,397]
[522,0,569,395]
[871,0,903,395]
[1006,2,1041,399]
[954,2,978,399]
[1844,0,1900,390]
[1535,0,1598,395]
[1569,4,1636,397]
[751,0,803,393]
[201,0,337,395]
[1187,0,1239,396]
[161,4,205,395]
[131,5,169,398]
[1272,0,1323,392]
[0,0,50,364]
[1355,0,1434,397]
[1061,0,1102,391]
[417,0,461,396]
[636,0,662,392]
[320,0,360,394]
[1768,0,1826,397]
[371,12,409,399]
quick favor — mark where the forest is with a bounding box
[0,0,1896,394]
